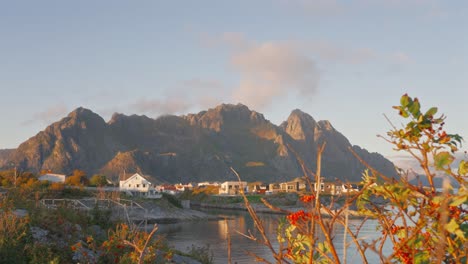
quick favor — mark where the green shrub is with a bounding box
[162,193,182,208]
[90,204,113,229]
[0,210,31,263]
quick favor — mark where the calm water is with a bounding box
[155,209,390,263]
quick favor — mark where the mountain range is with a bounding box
[2,104,398,183]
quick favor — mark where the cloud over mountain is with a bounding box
[22,105,69,126]
[231,42,320,109]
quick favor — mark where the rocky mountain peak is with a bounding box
[184,103,267,131]
[108,113,153,126]
[214,103,249,111]
[60,107,107,130]
[67,107,98,119]
[108,113,126,124]
[290,109,313,118]
[281,109,317,141]
[317,120,334,131]
[5,104,398,183]
[212,103,263,122]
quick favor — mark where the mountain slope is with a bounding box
[6,104,398,183]
[280,110,396,182]
[0,149,14,167]
[11,107,116,174]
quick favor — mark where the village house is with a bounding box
[119,173,160,198]
[156,184,178,195]
[268,183,281,194]
[314,182,338,195]
[38,173,66,183]
[175,183,194,192]
[279,178,307,193]
[197,181,221,187]
[219,181,247,195]
[310,179,360,195]
[338,183,360,194]
[251,184,268,194]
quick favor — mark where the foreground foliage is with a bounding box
[0,189,208,263]
[238,94,467,264]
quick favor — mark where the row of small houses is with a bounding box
[38,173,360,198]
[117,173,360,197]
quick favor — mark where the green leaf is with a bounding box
[450,195,467,207]
[425,107,438,117]
[318,242,326,253]
[401,109,409,118]
[450,134,464,145]
[446,219,459,233]
[432,196,444,204]
[400,94,410,107]
[409,99,421,117]
[394,106,409,118]
[434,151,454,170]
[414,250,431,264]
[417,115,424,123]
[455,229,465,240]
[458,160,468,176]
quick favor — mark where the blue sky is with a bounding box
[1,0,467,159]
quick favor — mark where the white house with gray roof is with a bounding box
[119,173,160,198]
[38,173,66,183]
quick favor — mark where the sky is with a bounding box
[1,0,467,160]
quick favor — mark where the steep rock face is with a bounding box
[0,149,14,167]
[6,104,398,183]
[280,110,398,181]
[183,104,293,182]
[10,108,116,174]
[282,109,317,141]
[108,113,157,150]
[184,103,267,132]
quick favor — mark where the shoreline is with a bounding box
[127,198,369,224]
[190,201,368,219]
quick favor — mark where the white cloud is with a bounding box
[128,78,228,117]
[137,32,414,115]
[130,97,192,116]
[231,42,320,109]
[22,105,69,126]
[176,78,227,108]
[197,32,398,110]
[128,33,324,113]
[305,40,378,64]
[390,51,413,64]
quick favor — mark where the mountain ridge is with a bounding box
[5,104,398,183]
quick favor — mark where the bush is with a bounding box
[90,204,113,229]
[238,94,468,264]
[0,210,31,263]
[162,193,182,208]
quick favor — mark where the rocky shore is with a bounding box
[125,200,222,224]
[116,196,366,225]
[190,200,366,218]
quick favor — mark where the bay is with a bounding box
[156,209,390,263]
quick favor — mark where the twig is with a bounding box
[230,167,282,262]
